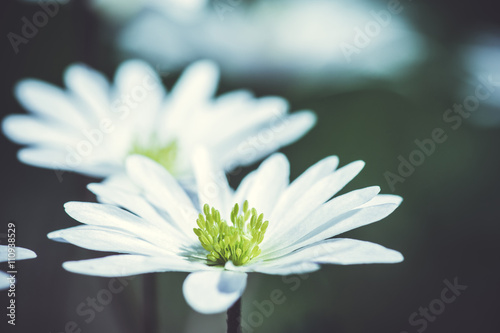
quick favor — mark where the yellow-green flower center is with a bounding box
[129,136,178,173]
[193,201,269,266]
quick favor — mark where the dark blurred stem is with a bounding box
[143,274,158,333]
[227,298,242,333]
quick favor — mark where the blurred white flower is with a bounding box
[21,0,207,22]
[49,150,403,314]
[3,60,315,181]
[460,33,500,127]
[119,0,427,86]
[91,0,208,22]
[1,245,37,290]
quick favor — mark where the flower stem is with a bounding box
[143,274,158,333]
[227,298,242,333]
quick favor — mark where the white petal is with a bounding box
[358,194,403,208]
[0,271,10,290]
[64,63,111,121]
[126,155,196,212]
[48,225,171,257]
[191,148,233,218]
[125,155,199,238]
[64,201,189,251]
[0,245,37,262]
[114,59,163,96]
[98,173,140,194]
[113,59,165,135]
[243,153,289,218]
[232,171,257,208]
[264,160,365,248]
[314,241,403,265]
[170,60,219,106]
[12,247,37,261]
[267,155,339,232]
[262,186,380,255]
[166,60,219,130]
[251,262,320,275]
[14,79,89,126]
[17,147,68,169]
[206,96,289,148]
[87,182,186,237]
[183,270,247,314]
[2,114,79,146]
[17,147,115,178]
[182,90,257,152]
[265,238,403,266]
[63,254,206,277]
[278,196,402,254]
[210,90,254,118]
[219,110,316,168]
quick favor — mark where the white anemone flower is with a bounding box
[2,60,315,183]
[48,150,403,314]
[1,245,37,290]
[90,0,209,22]
[119,0,427,86]
[460,33,500,127]
[22,0,208,22]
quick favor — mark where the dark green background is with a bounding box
[1,0,500,332]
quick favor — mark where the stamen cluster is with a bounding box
[130,136,178,173]
[193,201,269,266]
